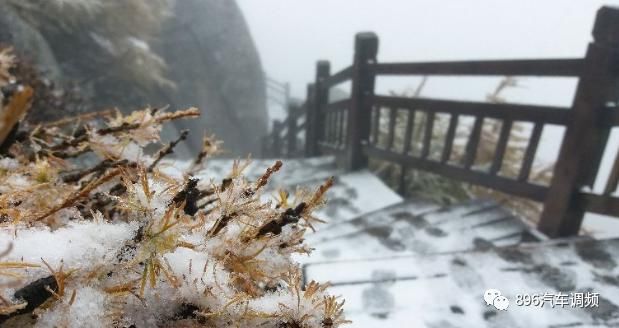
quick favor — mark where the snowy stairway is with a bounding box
[303,199,540,263]
[170,155,619,326]
[188,156,403,223]
[304,237,619,327]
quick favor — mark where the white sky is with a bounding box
[238,0,619,236]
[238,0,619,100]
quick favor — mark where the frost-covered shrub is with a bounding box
[0,48,348,327]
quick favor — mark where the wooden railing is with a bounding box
[261,103,306,158]
[263,6,619,238]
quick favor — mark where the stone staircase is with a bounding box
[194,156,619,327]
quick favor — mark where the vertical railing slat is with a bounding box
[387,107,397,149]
[490,119,513,175]
[463,116,483,169]
[421,112,435,159]
[518,123,544,182]
[441,114,458,163]
[402,110,416,155]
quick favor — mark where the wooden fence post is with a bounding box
[538,6,619,237]
[345,32,379,171]
[306,62,331,157]
[286,103,299,157]
[315,61,331,152]
[304,84,316,157]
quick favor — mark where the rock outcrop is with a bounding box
[0,0,267,157]
[155,0,268,157]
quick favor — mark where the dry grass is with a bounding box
[0,47,348,327]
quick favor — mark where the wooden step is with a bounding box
[304,237,619,327]
[302,199,537,263]
[299,169,403,223]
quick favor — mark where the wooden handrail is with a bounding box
[323,66,353,88]
[578,193,619,217]
[372,59,584,77]
[371,95,571,125]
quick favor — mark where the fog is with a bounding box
[239,0,617,100]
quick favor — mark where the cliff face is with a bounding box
[0,0,268,157]
[156,0,268,157]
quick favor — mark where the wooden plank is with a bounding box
[364,145,548,201]
[604,150,619,195]
[518,123,544,182]
[323,66,353,88]
[372,58,584,77]
[421,112,435,159]
[371,95,571,125]
[441,114,458,163]
[402,110,416,154]
[463,116,483,169]
[387,107,397,149]
[578,192,619,217]
[490,120,513,175]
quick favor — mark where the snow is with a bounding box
[302,199,531,264]
[306,238,619,327]
[0,221,139,286]
[35,287,109,328]
[5,152,615,327]
[0,157,19,170]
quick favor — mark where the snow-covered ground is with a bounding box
[305,236,619,327]
[4,155,618,327]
